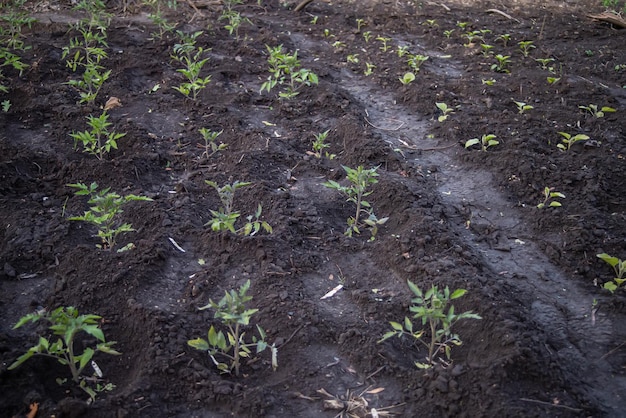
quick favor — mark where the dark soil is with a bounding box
[1,0,626,417]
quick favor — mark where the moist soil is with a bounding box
[1,0,626,417]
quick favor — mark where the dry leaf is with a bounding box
[104,96,122,111]
[366,387,385,394]
[26,402,38,418]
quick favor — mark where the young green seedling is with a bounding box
[495,33,511,46]
[465,134,499,151]
[322,165,388,241]
[205,180,272,235]
[512,99,533,114]
[547,76,561,84]
[198,128,227,158]
[597,253,626,293]
[142,0,177,39]
[423,19,438,27]
[260,45,319,99]
[171,31,211,100]
[364,62,375,76]
[346,54,359,64]
[69,111,125,160]
[436,102,454,122]
[307,129,335,159]
[443,29,455,39]
[579,104,616,118]
[67,182,153,251]
[480,43,494,57]
[9,306,121,401]
[407,54,429,72]
[518,40,535,57]
[362,31,372,42]
[379,281,481,368]
[481,78,496,86]
[188,280,277,376]
[376,36,392,52]
[535,57,554,70]
[0,0,36,51]
[491,54,511,73]
[355,18,366,32]
[456,21,469,30]
[557,131,589,151]
[536,187,565,209]
[399,72,416,85]
[396,45,409,57]
[220,9,251,40]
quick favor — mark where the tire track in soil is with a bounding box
[326,38,626,415]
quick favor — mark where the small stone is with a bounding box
[4,263,16,278]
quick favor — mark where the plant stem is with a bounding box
[233,323,240,376]
[428,319,436,363]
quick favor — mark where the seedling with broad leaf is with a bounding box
[188,280,277,376]
[557,131,589,151]
[205,180,272,235]
[518,40,535,57]
[70,111,125,160]
[579,104,616,118]
[436,102,454,122]
[323,165,388,241]
[8,306,121,401]
[465,134,498,151]
[512,99,533,114]
[535,57,554,70]
[260,45,318,99]
[597,253,626,293]
[480,43,494,57]
[399,72,415,85]
[491,54,511,73]
[495,33,511,46]
[379,281,481,368]
[67,182,153,251]
[536,187,565,209]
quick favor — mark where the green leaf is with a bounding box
[465,138,479,148]
[7,350,36,370]
[407,280,422,297]
[404,317,413,332]
[378,331,398,342]
[597,253,619,267]
[390,321,403,331]
[97,342,121,355]
[450,289,467,299]
[188,337,210,351]
[78,347,95,371]
[82,325,105,342]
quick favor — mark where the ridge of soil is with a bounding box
[1,0,625,417]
